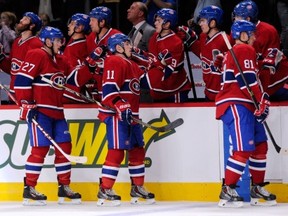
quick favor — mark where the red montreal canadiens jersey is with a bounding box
[215,44,263,119]
[0,36,42,93]
[98,55,144,122]
[14,48,90,119]
[191,32,231,101]
[86,28,121,53]
[63,37,89,66]
[147,32,191,99]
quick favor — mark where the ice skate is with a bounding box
[58,184,82,205]
[23,178,47,206]
[250,182,277,206]
[218,184,244,208]
[130,184,155,205]
[97,179,121,207]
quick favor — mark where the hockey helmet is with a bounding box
[89,6,112,25]
[233,0,258,23]
[108,33,131,53]
[39,26,64,44]
[70,13,91,33]
[23,12,42,32]
[154,8,178,28]
[231,20,256,40]
[198,5,223,26]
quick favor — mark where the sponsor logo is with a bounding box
[0,110,176,169]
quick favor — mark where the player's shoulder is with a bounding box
[234,44,255,56]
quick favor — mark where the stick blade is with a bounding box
[67,155,88,164]
[159,118,184,132]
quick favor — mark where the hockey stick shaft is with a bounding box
[0,83,88,163]
[221,32,288,155]
[184,44,197,99]
[41,77,184,132]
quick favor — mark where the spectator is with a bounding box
[142,0,176,26]
[0,11,17,54]
[277,0,288,57]
[127,1,155,103]
[127,1,155,51]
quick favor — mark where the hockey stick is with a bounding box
[221,32,288,155]
[41,77,184,132]
[184,44,197,99]
[0,83,88,163]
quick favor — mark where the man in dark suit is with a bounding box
[127,1,155,52]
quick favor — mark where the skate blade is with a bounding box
[218,199,243,208]
[58,197,81,205]
[97,198,121,207]
[131,197,156,205]
[23,198,47,206]
[250,198,277,206]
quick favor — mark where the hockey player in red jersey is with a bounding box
[13,26,95,205]
[85,6,121,101]
[232,0,288,100]
[177,5,231,101]
[62,13,90,103]
[146,8,191,102]
[0,12,43,102]
[97,33,155,206]
[215,20,276,208]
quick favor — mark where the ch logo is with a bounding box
[50,72,65,90]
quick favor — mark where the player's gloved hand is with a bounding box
[147,52,163,70]
[213,53,224,71]
[157,49,172,66]
[85,45,107,72]
[262,48,284,74]
[176,25,198,48]
[114,99,132,125]
[19,100,38,123]
[254,93,270,124]
[0,43,5,62]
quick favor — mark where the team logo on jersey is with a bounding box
[201,56,217,74]
[11,58,22,72]
[50,72,65,90]
[129,78,140,95]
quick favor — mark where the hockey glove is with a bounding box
[85,45,107,72]
[213,53,224,71]
[176,25,198,48]
[114,99,132,125]
[19,100,38,123]
[262,48,284,74]
[254,93,270,124]
[0,43,5,62]
[158,49,175,79]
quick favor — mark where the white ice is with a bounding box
[1,201,288,216]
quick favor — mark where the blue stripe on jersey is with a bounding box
[55,164,72,172]
[226,158,246,173]
[128,165,145,176]
[14,74,33,88]
[102,82,119,99]
[25,164,43,172]
[102,166,119,178]
[249,160,266,168]
[235,71,257,89]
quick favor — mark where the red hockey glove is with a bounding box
[0,43,5,62]
[176,25,198,48]
[158,49,172,66]
[213,53,224,71]
[19,100,37,123]
[262,48,284,74]
[114,99,132,125]
[254,93,270,123]
[85,45,107,72]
